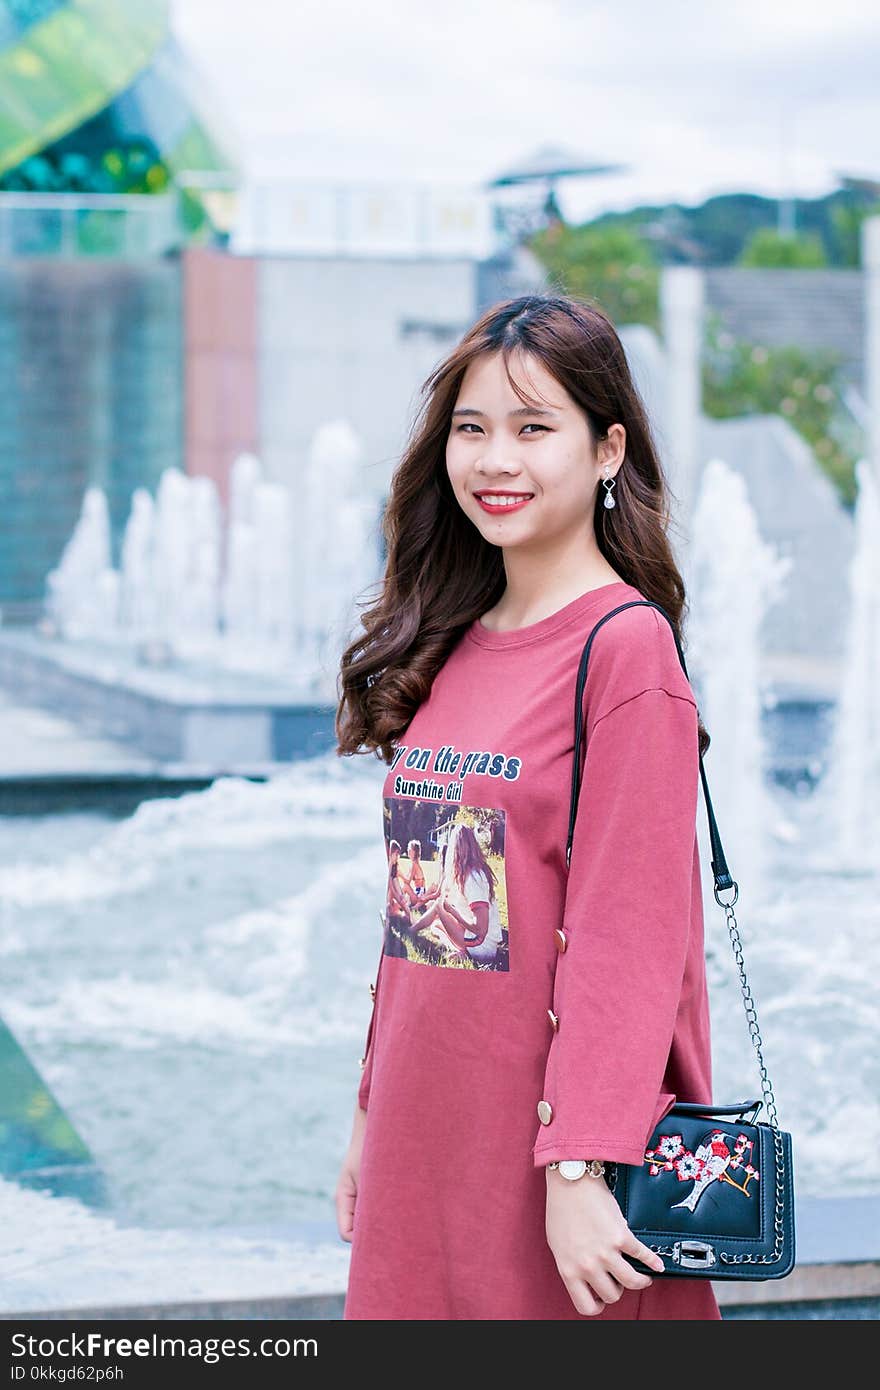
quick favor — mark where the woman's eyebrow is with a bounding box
[451,406,561,418]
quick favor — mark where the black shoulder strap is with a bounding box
[565,599,734,895]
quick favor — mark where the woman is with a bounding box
[334,293,721,1320]
[383,839,415,956]
[433,823,503,966]
[398,838,428,907]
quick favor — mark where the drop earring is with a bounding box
[602,464,617,510]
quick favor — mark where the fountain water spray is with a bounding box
[42,438,380,694]
[811,458,880,871]
[44,489,118,641]
[299,422,379,691]
[686,458,792,975]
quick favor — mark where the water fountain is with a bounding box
[0,435,381,766]
[119,488,157,637]
[220,451,296,669]
[810,458,880,872]
[675,457,880,1243]
[685,457,793,921]
[298,421,381,684]
[55,456,304,673]
[44,488,119,642]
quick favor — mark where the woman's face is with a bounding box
[445,350,622,550]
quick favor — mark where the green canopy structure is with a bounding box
[0,0,239,240]
[0,1014,107,1205]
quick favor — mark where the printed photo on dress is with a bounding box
[382,797,509,971]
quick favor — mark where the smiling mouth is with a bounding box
[473,491,535,512]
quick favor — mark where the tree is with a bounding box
[738,228,827,268]
[528,222,660,328]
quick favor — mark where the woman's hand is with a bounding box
[545,1166,665,1316]
[335,1102,368,1242]
[443,897,474,929]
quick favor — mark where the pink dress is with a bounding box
[344,580,722,1320]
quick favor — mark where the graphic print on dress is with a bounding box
[644,1129,760,1214]
[382,796,509,971]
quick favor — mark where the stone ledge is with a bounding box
[0,631,335,763]
[4,1261,878,1322]
[715,1259,880,1306]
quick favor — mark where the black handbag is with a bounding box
[566,599,796,1280]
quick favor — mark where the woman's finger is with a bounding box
[609,1250,653,1291]
[335,1178,356,1242]
[565,1278,605,1317]
[578,1264,625,1305]
[621,1231,665,1273]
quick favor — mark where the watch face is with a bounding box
[558,1160,588,1181]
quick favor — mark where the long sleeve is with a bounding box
[357,938,385,1111]
[532,684,700,1168]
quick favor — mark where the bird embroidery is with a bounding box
[644,1128,760,1213]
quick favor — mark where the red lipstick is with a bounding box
[473,491,535,515]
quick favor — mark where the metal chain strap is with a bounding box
[712,881,786,1264]
[643,881,787,1266]
[715,881,779,1131]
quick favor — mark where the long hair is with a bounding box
[335,292,709,761]
[449,824,496,903]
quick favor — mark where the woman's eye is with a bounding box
[455,423,548,434]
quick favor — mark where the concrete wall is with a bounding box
[182,247,259,511]
[256,255,480,506]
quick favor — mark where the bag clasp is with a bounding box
[673,1239,717,1269]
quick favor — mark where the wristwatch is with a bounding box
[547,1158,607,1181]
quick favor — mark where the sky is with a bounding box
[171,0,880,221]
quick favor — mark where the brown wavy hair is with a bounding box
[335,292,709,762]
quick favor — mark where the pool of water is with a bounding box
[0,755,387,1232]
[0,744,876,1308]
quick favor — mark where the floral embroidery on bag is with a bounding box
[644,1128,760,1213]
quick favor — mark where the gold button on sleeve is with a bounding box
[547,1008,559,1031]
[553,928,567,953]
